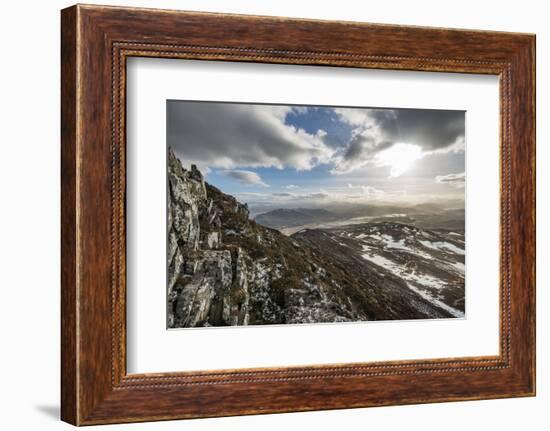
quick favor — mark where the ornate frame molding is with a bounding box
[61,5,535,425]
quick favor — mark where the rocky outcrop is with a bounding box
[168,149,250,327]
[167,148,357,328]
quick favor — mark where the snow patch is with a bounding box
[419,240,465,255]
[451,261,466,273]
[361,253,398,272]
[406,283,464,318]
[407,272,446,290]
[361,250,463,317]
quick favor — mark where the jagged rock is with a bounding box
[167,149,206,251]
[206,231,220,249]
[172,250,232,327]
[168,150,254,327]
[222,247,250,325]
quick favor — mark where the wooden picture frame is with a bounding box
[61,4,535,425]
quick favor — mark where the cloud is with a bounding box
[221,170,269,187]
[331,107,465,175]
[361,186,385,196]
[284,184,300,189]
[236,183,462,211]
[335,107,396,129]
[336,108,464,152]
[271,191,329,200]
[435,172,465,188]
[235,192,270,199]
[331,133,392,174]
[168,101,464,181]
[305,192,329,200]
[347,183,385,196]
[168,102,333,171]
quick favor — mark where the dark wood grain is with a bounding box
[61,4,536,425]
[60,5,78,425]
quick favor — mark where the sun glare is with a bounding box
[375,143,423,177]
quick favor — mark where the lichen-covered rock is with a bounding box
[222,247,250,326]
[167,150,253,327]
[167,149,206,252]
[171,250,232,327]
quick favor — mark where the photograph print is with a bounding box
[167,100,466,329]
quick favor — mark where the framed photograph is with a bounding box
[61,4,535,425]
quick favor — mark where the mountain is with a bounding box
[254,208,338,229]
[167,149,465,328]
[291,223,465,318]
[255,203,465,233]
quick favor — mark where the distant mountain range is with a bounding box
[167,149,465,328]
[254,208,339,229]
[254,203,465,233]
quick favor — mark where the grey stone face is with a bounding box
[168,149,251,327]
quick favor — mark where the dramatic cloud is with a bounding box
[336,108,464,152]
[221,170,269,187]
[330,133,392,174]
[168,102,333,171]
[435,172,465,188]
[331,107,465,175]
[335,107,396,129]
[168,101,465,209]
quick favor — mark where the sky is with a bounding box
[167,100,465,215]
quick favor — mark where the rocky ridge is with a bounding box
[168,149,356,327]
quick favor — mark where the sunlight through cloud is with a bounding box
[375,143,424,177]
